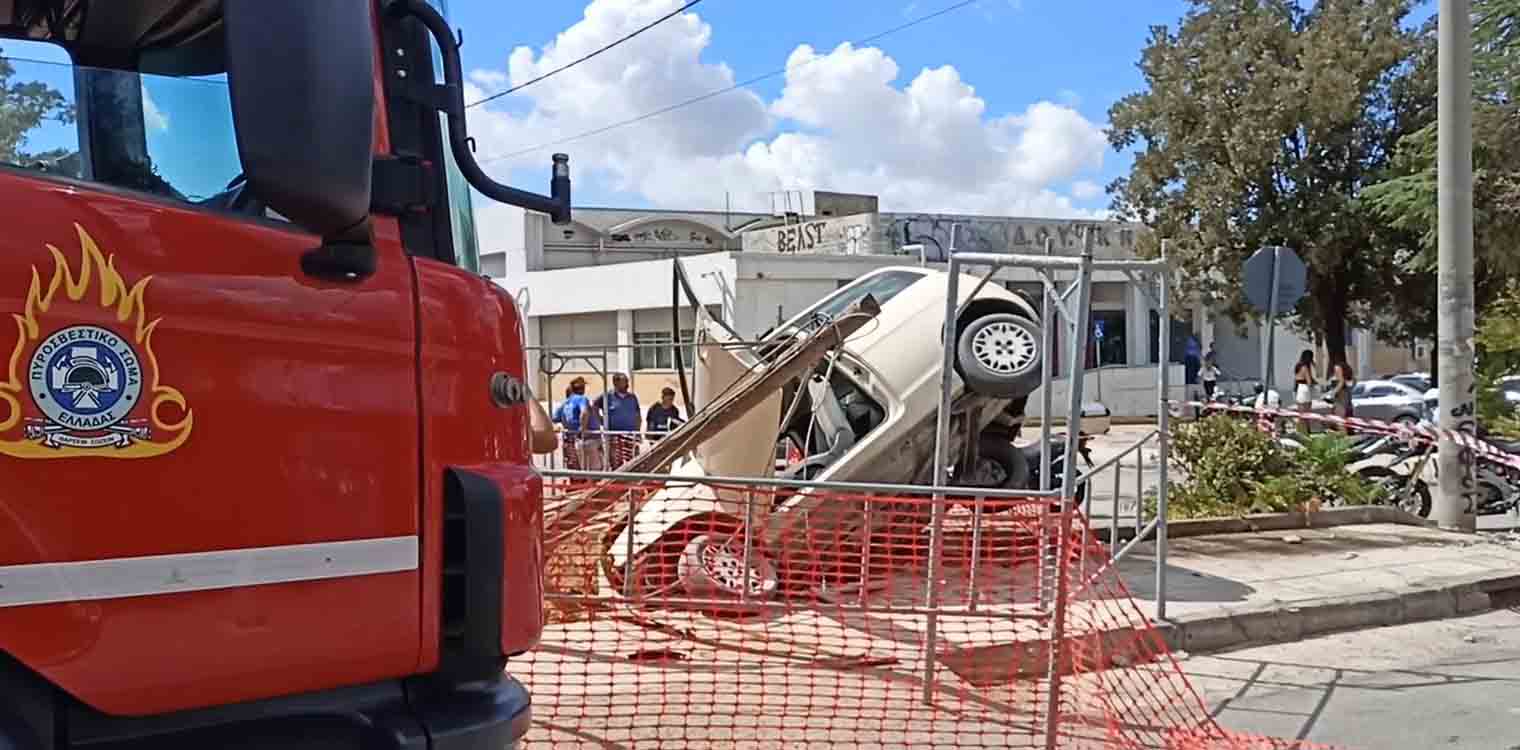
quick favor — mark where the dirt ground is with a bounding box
[519,537,1197,750]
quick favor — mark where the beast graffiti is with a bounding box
[744,212,877,255]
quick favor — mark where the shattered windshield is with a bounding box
[774,269,927,339]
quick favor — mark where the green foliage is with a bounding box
[1360,0,1520,345]
[1163,416,1378,519]
[0,47,75,166]
[1476,279,1520,435]
[1107,0,1431,361]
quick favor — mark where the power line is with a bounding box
[466,0,706,110]
[476,0,980,166]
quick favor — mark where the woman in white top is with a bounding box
[1200,351,1221,401]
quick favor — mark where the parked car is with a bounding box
[1498,375,1520,405]
[1387,371,1432,394]
[606,266,1060,601]
[1351,379,1427,425]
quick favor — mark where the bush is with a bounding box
[1160,416,1377,519]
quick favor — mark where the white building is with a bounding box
[485,192,1412,418]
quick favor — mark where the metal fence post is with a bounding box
[1038,238,1056,610]
[1155,242,1172,622]
[1043,243,1094,750]
[921,255,962,704]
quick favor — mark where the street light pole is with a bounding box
[1434,0,1478,532]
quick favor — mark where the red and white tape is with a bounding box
[1166,399,1520,472]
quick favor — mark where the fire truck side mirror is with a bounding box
[223,0,376,242]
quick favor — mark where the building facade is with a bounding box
[483,193,1418,418]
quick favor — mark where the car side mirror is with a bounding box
[223,0,376,245]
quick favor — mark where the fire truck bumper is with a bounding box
[413,673,533,749]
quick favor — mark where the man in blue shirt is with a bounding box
[561,377,603,470]
[596,372,642,467]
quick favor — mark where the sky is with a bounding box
[453,0,1199,221]
[4,0,1436,250]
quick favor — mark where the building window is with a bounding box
[1150,311,1197,376]
[1091,310,1128,366]
[633,330,695,370]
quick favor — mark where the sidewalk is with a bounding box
[1112,521,1520,654]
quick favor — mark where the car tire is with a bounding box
[677,533,779,601]
[953,435,1030,513]
[955,313,1043,398]
[1395,414,1420,427]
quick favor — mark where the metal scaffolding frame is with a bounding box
[927,233,1174,749]
[531,233,1178,747]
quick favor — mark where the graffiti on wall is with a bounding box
[605,222,718,246]
[742,212,877,255]
[890,215,1140,261]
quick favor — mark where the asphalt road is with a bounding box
[1179,608,1520,749]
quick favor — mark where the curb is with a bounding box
[1161,571,1520,655]
[1089,505,1431,545]
[939,571,1520,686]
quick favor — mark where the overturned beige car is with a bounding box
[606,267,1072,602]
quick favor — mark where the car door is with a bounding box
[1361,385,1398,422]
[0,54,420,717]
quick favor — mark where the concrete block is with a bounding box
[1399,589,1458,621]
[1230,608,1304,645]
[1172,615,1243,653]
[1295,594,1403,635]
[1454,587,1491,614]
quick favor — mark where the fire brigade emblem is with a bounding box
[0,224,194,459]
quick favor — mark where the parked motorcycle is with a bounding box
[1344,427,1519,518]
[1346,437,1435,517]
[951,432,1094,512]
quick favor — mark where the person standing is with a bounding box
[596,372,642,467]
[646,387,684,436]
[1326,361,1355,423]
[1200,348,1221,402]
[563,377,604,471]
[1293,350,1318,433]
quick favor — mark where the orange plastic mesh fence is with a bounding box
[524,477,1338,749]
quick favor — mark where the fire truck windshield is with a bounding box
[1,41,251,212]
[424,0,483,274]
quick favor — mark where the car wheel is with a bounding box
[611,516,777,608]
[678,533,779,601]
[953,435,1031,513]
[1395,414,1419,428]
[955,313,1043,398]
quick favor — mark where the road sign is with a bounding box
[1243,245,1307,395]
[1094,320,1105,340]
[1243,245,1307,314]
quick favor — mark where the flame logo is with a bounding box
[0,224,193,459]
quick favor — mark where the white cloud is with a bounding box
[141,85,169,132]
[1071,179,1103,201]
[466,0,1108,236]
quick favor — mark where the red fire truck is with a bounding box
[0,1,559,747]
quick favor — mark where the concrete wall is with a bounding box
[741,212,878,256]
[881,214,1148,262]
[1025,364,1187,420]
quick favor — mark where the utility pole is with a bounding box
[1434,0,1478,532]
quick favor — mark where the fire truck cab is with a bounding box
[0,1,558,748]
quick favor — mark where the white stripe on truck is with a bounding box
[0,536,418,608]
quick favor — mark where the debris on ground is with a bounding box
[1281,534,1304,544]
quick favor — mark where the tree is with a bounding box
[1361,0,1520,353]
[1106,0,1432,365]
[0,46,74,166]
